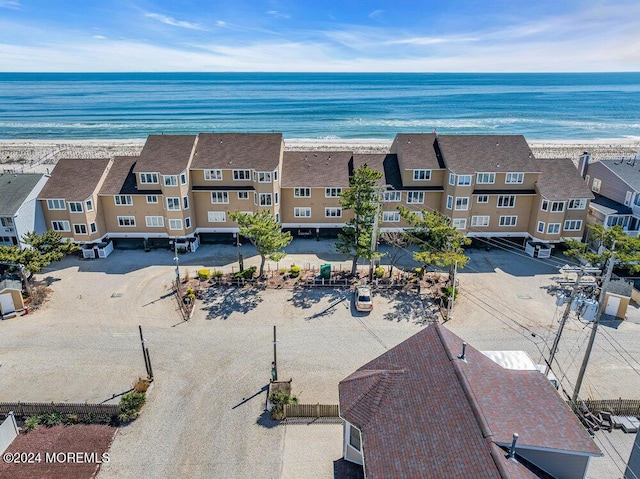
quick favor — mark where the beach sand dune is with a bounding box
[1,138,639,174]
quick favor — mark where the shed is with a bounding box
[0,279,24,317]
[604,279,633,319]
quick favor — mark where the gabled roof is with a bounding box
[0,173,45,216]
[100,156,154,196]
[281,151,352,188]
[437,135,538,175]
[133,134,196,176]
[534,159,594,200]
[191,133,283,171]
[393,133,443,170]
[339,323,600,479]
[39,159,111,202]
[352,154,403,190]
[597,159,640,192]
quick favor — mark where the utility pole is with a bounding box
[271,325,278,382]
[369,186,384,281]
[447,261,458,321]
[572,253,616,404]
[173,238,180,288]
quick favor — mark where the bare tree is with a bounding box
[380,231,411,278]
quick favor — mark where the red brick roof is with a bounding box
[339,324,600,479]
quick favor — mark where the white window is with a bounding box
[233,170,251,181]
[568,198,587,210]
[90,222,97,233]
[275,213,279,223]
[471,216,491,227]
[383,191,401,202]
[51,220,70,232]
[541,200,549,211]
[499,215,518,227]
[592,178,601,193]
[455,197,469,211]
[275,192,279,205]
[145,216,164,227]
[349,425,361,452]
[537,221,545,233]
[183,196,189,210]
[294,207,311,218]
[452,218,467,229]
[211,192,229,204]
[237,191,249,200]
[69,202,83,213]
[208,211,226,223]
[497,195,516,208]
[476,172,495,184]
[259,193,273,206]
[325,207,342,218]
[476,195,489,204]
[471,216,490,227]
[449,173,455,185]
[273,169,278,182]
[85,199,94,212]
[169,219,182,230]
[413,169,431,181]
[564,220,583,231]
[164,175,178,186]
[624,191,632,207]
[547,223,561,234]
[47,199,66,210]
[147,195,158,204]
[73,223,87,235]
[457,175,472,186]
[166,197,180,210]
[114,195,133,206]
[325,188,342,198]
[205,170,223,181]
[0,217,12,227]
[551,201,565,212]
[140,173,158,184]
[294,188,311,198]
[258,172,272,183]
[117,216,136,227]
[180,173,187,185]
[446,195,453,209]
[505,172,524,184]
[185,217,191,228]
[382,211,400,222]
[407,191,424,204]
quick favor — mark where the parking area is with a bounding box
[0,242,638,478]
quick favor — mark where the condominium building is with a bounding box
[38,132,592,250]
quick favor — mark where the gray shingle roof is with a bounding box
[0,173,45,216]
[133,134,196,176]
[339,323,600,479]
[191,133,283,171]
[437,135,538,174]
[281,151,352,188]
[598,159,640,192]
[534,159,594,200]
[39,159,111,201]
[0,279,22,291]
[99,156,142,196]
[352,154,402,189]
[608,279,633,297]
[590,194,632,215]
[394,133,443,170]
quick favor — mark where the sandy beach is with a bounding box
[1,137,639,174]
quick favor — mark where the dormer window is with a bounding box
[139,173,158,184]
[164,175,178,186]
[258,172,272,183]
[505,172,524,184]
[205,170,223,181]
[476,172,495,184]
[413,169,431,181]
[457,175,472,186]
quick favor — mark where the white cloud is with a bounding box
[0,0,20,9]
[266,10,290,20]
[368,10,384,20]
[93,35,107,40]
[145,13,203,30]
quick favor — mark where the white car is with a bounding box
[354,286,373,312]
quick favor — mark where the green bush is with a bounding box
[269,390,299,420]
[185,287,196,300]
[233,265,257,279]
[441,286,459,300]
[211,269,224,278]
[279,267,287,275]
[118,391,146,423]
[374,266,385,279]
[24,416,41,432]
[197,269,211,280]
[414,267,423,276]
[289,265,301,278]
[40,412,62,427]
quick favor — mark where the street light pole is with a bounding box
[272,325,278,382]
[173,238,180,287]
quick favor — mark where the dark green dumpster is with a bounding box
[320,264,331,279]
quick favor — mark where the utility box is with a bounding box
[320,264,331,279]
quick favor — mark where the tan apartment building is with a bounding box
[38,132,592,252]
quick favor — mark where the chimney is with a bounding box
[508,433,519,459]
[578,152,591,178]
[458,342,467,361]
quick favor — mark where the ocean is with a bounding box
[0,72,639,140]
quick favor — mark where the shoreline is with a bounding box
[1,137,639,174]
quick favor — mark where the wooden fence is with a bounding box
[283,403,340,418]
[575,398,640,416]
[0,402,120,420]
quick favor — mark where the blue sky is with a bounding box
[0,0,638,72]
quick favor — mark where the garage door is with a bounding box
[0,293,15,315]
[605,296,621,317]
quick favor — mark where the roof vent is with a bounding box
[496,141,500,147]
[220,140,223,144]
[507,433,519,459]
[458,342,467,361]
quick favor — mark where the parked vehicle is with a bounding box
[354,286,373,312]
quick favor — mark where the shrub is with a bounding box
[232,265,256,279]
[414,267,423,276]
[63,414,79,425]
[185,287,196,300]
[279,267,287,275]
[118,391,146,423]
[40,412,62,427]
[374,266,385,279]
[269,390,299,420]
[441,286,459,300]
[24,416,40,432]
[198,269,211,280]
[289,265,301,278]
[211,269,224,278]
